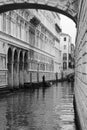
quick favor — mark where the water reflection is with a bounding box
[0,82,76,130]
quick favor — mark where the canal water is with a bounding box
[0,82,76,130]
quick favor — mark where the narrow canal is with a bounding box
[0,82,76,130]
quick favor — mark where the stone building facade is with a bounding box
[0,9,61,89]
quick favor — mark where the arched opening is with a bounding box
[13,49,18,88]
[7,47,13,88]
[24,52,28,83]
[0,1,78,23]
[19,51,24,87]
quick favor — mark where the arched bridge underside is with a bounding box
[0,0,78,23]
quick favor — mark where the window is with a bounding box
[29,27,35,46]
[63,53,67,60]
[36,30,40,47]
[64,37,66,41]
[64,45,66,49]
[63,62,67,70]
[3,13,6,32]
[0,14,3,31]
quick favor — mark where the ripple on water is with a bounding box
[0,82,76,130]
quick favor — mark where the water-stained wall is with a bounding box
[75,0,87,129]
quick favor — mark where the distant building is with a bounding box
[60,33,71,70]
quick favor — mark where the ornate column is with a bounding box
[11,59,14,89]
[17,61,19,88]
[37,62,39,82]
[19,60,24,88]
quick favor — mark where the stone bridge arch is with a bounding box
[0,0,79,23]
